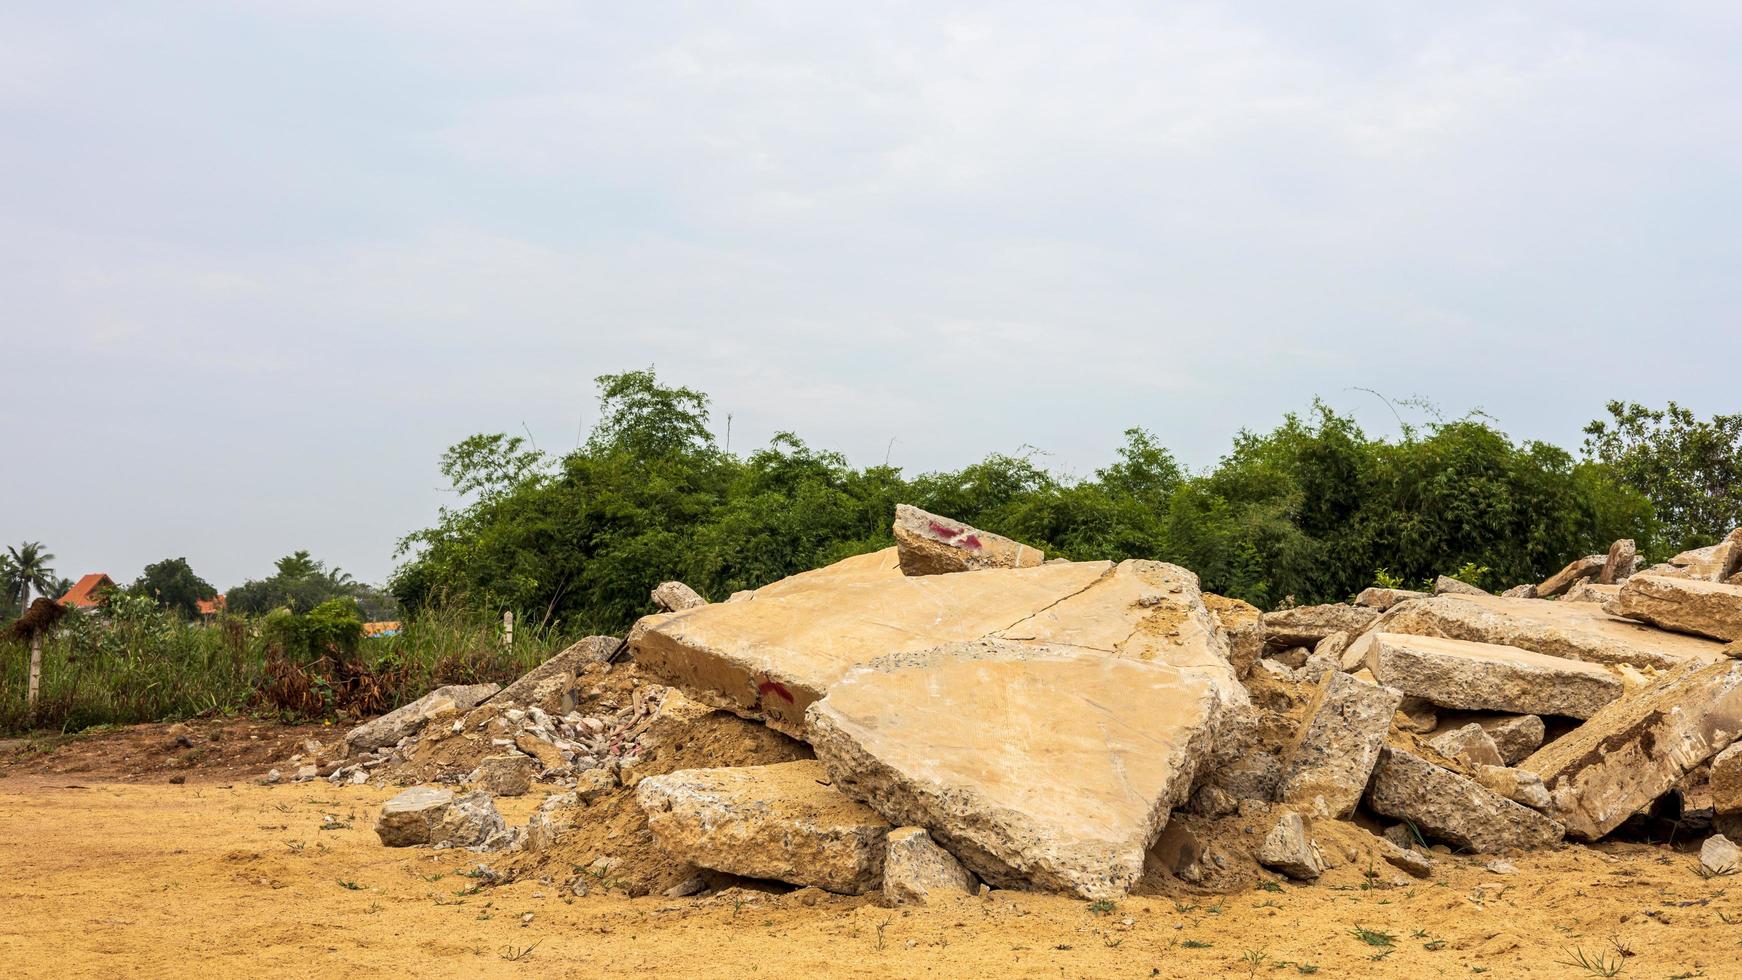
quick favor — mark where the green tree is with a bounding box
[227,551,361,615]
[131,557,217,619]
[4,542,58,615]
[1583,401,1742,554]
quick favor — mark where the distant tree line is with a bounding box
[388,370,1740,634]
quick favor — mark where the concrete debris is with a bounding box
[1355,587,1427,611]
[1607,574,1742,643]
[1470,765,1553,810]
[1524,659,1742,840]
[1260,603,1379,648]
[1665,529,1742,582]
[1366,748,1564,853]
[466,754,538,797]
[375,786,510,850]
[635,760,889,894]
[345,683,499,755]
[1536,555,1606,598]
[806,640,1222,900]
[1276,671,1401,819]
[1713,742,1742,837]
[883,827,978,906]
[651,581,708,612]
[1702,835,1742,876]
[1434,575,1488,597]
[489,636,621,710]
[1355,632,1623,719]
[1599,538,1638,585]
[1256,810,1325,881]
[1562,581,1620,604]
[1473,714,1545,765]
[1392,697,1438,734]
[892,504,1044,576]
[1428,723,1504,767]
[1501,584,1538,599]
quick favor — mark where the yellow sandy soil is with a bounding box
[1,775,1739,978]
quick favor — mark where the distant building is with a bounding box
[363,620,402,638]
[59,573,116,609]
[195,594,227,621]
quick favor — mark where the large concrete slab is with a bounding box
[1523,660,1742,840]
[631,551,1242,736]
[635,760,890,894]
[805,641,1221,901]
[1608,575,1742,643]
[1353,632,1623,719]
[1367,748,1564,852]
[1260,603,1378,647]
[1374,593,1726,672]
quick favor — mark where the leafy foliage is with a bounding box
[129,557,217,620]
[3,542,58,618]
[227,551,363,616]
[1583,400,1742,554]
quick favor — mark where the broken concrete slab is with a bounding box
[1563,582,1621,604]
[635,760,890,894]
[1355,587,1427,611]
[1608,575,1742,643]
[892,504,1043,576]
[1366,747,1564,852]
[1260,603,1379,647]
[1374,592,1727,671]
[376,786,455,847]
[1600,539,1638,585]
[1668,529,1742,582]
[1434,575,1488,596]
[1355,632,1622,719]
[806,640,1221,901]
[883,827,977,906]
[1537,555,1606,598]
[1428,723,1505,767]
[651,581,708,612]
[346,683,500,754]
[632,550,1243,737]
[1523,660,1742,840]
[1275,671,1401,819]
[1257,810,1325,881]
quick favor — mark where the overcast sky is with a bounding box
[3,2,1739,590]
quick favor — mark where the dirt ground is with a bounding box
[1,727,1739,978]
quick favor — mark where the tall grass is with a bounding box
[0,604,577,735]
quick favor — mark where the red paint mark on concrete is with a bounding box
[757,679,795,704]
[958,534,982,550]
[927,521,961,541]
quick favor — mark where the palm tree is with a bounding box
[5,542,59,612]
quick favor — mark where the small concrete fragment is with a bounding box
[1702,835,1742,876]
[1713,742,1742,836]
[1536,555,1605,598]
[1474,714,1545,765]
[1356,587,1427,611]
[1599,539,1638,585]
[1501,584,1538,599]
[651,581,708,612]
[1257,810,1325,881]
[376,786,455,847]
[433,791,511,849]
[1366,748,1564,852]
[883,827,977,906]
[1260,604,1379,647]
[1276,671,1401,819]
[1563,582,1621,604]
[1357,632,1622,718]
[346,683,500,754]
[1471,765,1553,810]
[892,503,1043,576]
[1608,575,1742,643]
[806,641,1222,900]
[467,754,538,797]
[1393,698,1438,734]
[1523,660,1742,840]
[524,792,578,853]
[1429,724,1504,767]
[635,760,890,894]
[1434,575,1488,596]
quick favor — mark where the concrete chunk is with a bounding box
[489,636,621,709]
[1434,575,1488,596]
[1260,604,1379,647]
[1523,660,1742,840]
[1537,555,1605,598]
[1599,539,1638,585]
[1366,748,1564,852]
[1357,632,1622,719]
[1275,671,1401,818]
[1257,810,1325,881]
[1608,575,1742,643]
[805,641,1221,901]
[1375,592,1727,671]
[892,504,1043,576]
[1474,714,1545,765]
[651,581,707,612]
[1355,587,1427,611]
[883,827,977,906]
[345,683,500,754]
[1429,724,1504,767]
[1471,765,1553,810]
[375,786,455,847]
[635,760,890,894]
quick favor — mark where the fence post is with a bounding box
[28,635,42,711]
[503,610,513,651]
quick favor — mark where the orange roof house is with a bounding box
[195,594,227,618]
[60,573,116,608]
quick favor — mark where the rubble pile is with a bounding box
[285,511,1742,910]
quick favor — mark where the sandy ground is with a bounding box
[3,770,1741,979]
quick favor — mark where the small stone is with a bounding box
[1475,714,1546,766]
[264,769,281,784]
[1484,859,1518,875]
[1256,810,1325,881]
[1434,576,1488,596]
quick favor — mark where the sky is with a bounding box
[3,1,1739,590]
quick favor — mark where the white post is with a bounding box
[28,635,42,711]
[503,610,513,650]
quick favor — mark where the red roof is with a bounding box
[195,594,227,616]
[60,573,115,608]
